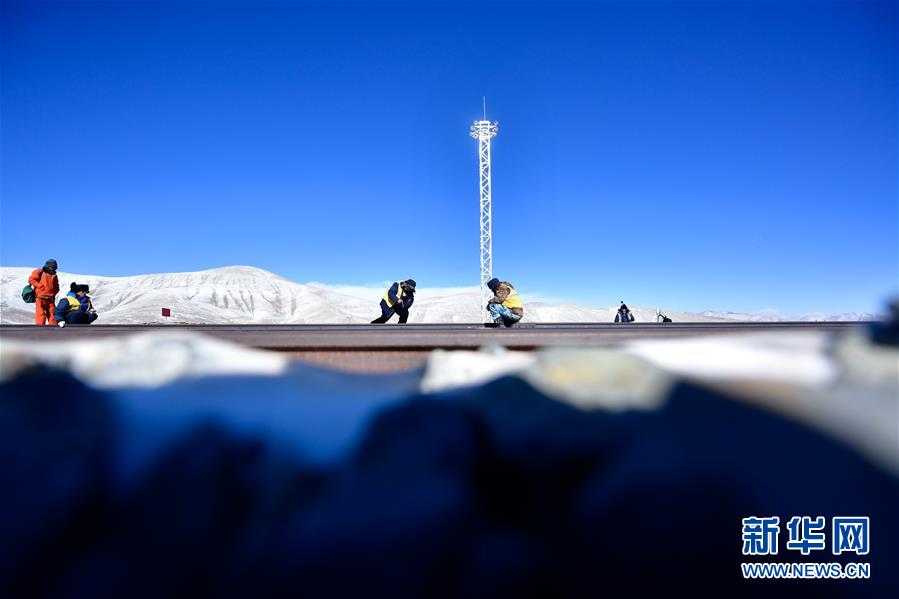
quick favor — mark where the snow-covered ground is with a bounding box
[0,265,879,324]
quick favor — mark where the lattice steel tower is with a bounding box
[470,102,498,318]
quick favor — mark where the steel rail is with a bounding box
[0,322,867,351]
[1,322,869,372]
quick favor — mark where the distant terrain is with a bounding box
[0,266,879,325]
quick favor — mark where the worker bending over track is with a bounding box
[486,278,524,327]
[371,279,416,324]
[55,283,98,327]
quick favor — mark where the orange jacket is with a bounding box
[29,268,59,299]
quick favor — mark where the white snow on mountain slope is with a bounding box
[524,303,726,324]
[0,266,879,324]
[1,266,370,325]
[794,312,879,322]
[699,310,880,323]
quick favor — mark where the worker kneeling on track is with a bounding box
[55,282,98,327]
[371,279,416,324]
[486,277,524,327]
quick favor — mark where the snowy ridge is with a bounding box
[0,266,878,325]
[699,310,879,323]
[2,266,368,325]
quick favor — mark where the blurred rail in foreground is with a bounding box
[0,322,868,372]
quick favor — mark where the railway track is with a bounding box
[1,322,867,372]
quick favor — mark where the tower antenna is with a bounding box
[470,104,499,321]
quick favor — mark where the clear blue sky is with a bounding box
[2,0,896,314]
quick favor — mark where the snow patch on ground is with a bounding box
[420,331,836,396]
[0,331,289,388]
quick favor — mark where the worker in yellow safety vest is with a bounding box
[371,279,417,324]
[486,278,524,327]
[54,282,99,327]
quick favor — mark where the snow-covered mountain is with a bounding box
[699,310,880,323]
[2,266,368,325]
[0,266,878,325]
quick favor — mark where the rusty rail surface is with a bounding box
[0,322,865,348]
[1,322,867,372]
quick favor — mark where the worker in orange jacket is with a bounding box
[29,259,60,325]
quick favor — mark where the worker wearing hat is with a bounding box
[55,282,98,327]
[615,302,635,323]
[371,279,417,324]
[28,259,60,325]
[486,277,524,327]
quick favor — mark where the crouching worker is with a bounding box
[371,279,416,324]
[55,283,98,327]
[615,302,635,323]
[486,278,524,327]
